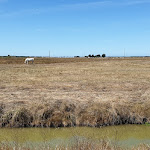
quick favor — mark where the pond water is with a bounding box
[0,125,150,149]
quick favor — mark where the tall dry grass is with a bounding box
[0,57,150,127]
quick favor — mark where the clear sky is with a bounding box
[0,0,150,57]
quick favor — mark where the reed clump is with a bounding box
[1,108,33,127]
[12,108,33,127]
[0,100,150,128]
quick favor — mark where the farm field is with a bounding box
[0,57,150,127]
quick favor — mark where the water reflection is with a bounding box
[0,125,150,148]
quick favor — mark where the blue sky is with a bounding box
[0,0,150,57]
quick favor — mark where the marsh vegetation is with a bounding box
[0,57,150,127]
[0,57,150,149]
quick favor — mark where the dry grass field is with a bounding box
[0,57,150,127]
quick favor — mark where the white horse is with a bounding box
[24,58,34,64]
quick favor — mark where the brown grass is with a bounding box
[0,57,150,127]
[0,56,102,64]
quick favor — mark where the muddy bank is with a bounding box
[0,100,150,128]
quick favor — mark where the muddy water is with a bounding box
[0,125,150,148]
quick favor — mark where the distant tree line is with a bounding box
[85,54,106,58]
[74,54,106,58]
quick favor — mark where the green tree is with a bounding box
[102,54,106,58]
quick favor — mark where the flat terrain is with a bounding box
[0,57,150,127]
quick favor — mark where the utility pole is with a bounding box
[124,48,126,58]
[49,50,50,58]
